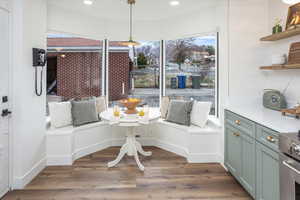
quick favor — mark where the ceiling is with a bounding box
[47,0,221,21]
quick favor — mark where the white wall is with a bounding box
[227,0,269,104]
[47,4,163,41]
[11,0,47,189]
[263,0,300,106]
[227,0,300,107]
[47,4,220,41]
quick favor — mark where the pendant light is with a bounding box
[121,0,140,47]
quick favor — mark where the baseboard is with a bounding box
[12,157,46,189]
[0,188,9,199]
[154,139,188,158]
[47,155,73,166]
[187,153,222,163]
[72,140,112,161]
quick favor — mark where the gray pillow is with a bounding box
[166,100,194,126]
[71,98,99,127]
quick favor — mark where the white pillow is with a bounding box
[190,101,212,128]
[95,96,107,114]
[160,96,170,119]
[48,102,72,128]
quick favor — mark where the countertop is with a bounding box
[225,104,300,133]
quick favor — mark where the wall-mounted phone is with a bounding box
[32,48,46,96]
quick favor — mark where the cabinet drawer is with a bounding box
[225,110,255,137]
[256,125,279,152]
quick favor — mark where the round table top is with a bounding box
[100,108,161,126]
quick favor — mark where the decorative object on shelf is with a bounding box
[288,42,300,65]
[119,98,141,114]
[260,27,300,41]
[271,54,287,65]
[273,18,283,34]
[286,3,300,30]
[281,105,300,119]
[263,89,287,111]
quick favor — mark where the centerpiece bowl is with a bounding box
[119,98,141,114]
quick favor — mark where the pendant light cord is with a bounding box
[130,3,133,40]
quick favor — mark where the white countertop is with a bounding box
[225,104,300,133]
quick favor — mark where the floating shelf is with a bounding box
[260,64,300,70]
[260,28,300,41]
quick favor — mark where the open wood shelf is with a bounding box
[260,64,300,70]
[260,27,300,41]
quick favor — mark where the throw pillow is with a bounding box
[48,102,72,128]
[71,98,99,126]
[160,96,170,119]
[166,100,194,126]
[96,96,107,114]
[190,101,212,128]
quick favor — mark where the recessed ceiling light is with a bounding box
[170,1,180,6]
[282,0,300,4]
[83,0,93,5]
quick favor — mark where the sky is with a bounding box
[194,36,216,46]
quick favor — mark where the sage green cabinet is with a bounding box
[224,110,280,200]
[240,133,256,197]
[225,125,256,197]
[225,125,241,177]
[256,142,280,200]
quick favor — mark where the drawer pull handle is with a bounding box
[233,132,240,137]
[267,136,276,143]
[235,120,241,125]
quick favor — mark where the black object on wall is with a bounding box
[32,48,46,96]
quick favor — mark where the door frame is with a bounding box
[0,1,13,192]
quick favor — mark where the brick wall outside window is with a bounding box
[47,52,130,101]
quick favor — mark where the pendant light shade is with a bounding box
[121,0,140,47]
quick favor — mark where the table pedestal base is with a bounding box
[108,127,152,171]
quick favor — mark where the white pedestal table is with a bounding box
[100,108,160,171]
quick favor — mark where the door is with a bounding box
[256,142,280,200]
[0,7,10,198]
[225,125,241,178]
[240,133,255,198]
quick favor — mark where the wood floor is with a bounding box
[3,147,252,200]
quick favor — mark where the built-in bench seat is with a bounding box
[46,115,222,166]
[152,117,222,163]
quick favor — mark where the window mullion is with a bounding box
[160,40,166,107]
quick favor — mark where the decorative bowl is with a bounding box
[119,98,141,114]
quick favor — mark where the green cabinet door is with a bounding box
[240,133,256,198]
[225,125,256,198]
[225,125,242,178]
[256,142,280,200]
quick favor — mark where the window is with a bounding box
[46,34,102,103]
[107,41,160,107]
[108,41,131,106]
[131,41,160,107]
[46,34,218,116]
[165,35,217,115]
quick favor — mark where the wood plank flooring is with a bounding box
[3,147,252,200]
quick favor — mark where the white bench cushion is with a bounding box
[157,116,221,135]
[47,120,107,135]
